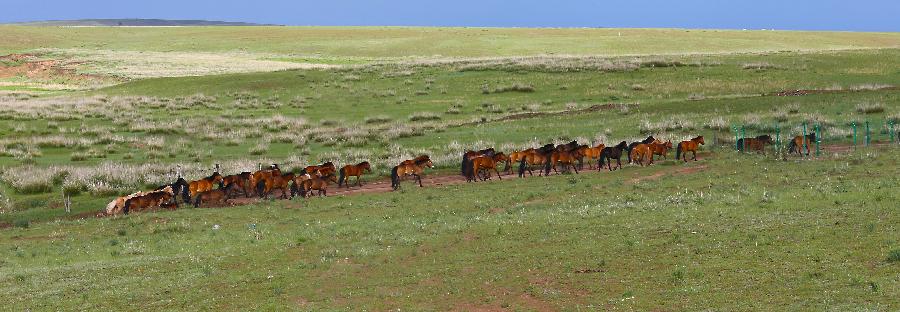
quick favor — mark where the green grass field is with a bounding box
[0,26,899,310]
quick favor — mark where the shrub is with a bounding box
[631,84,645,91]
[888,249,900,263]
[249,143,269,155]
[855,102,885,114]
[409,112,442,122]
[364,115,393,124]
[445,107,461,115]
[14,218,29,228]
[492,83,535,93]
[742,62,780,70]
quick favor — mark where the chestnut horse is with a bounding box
[517,144,555,177]
[787,133,815,156]
[628,135,656,163]
[549,149,580,175]
[222,172,253,198]
[338,161,372,188]
[737,135,773,155]
[123,186,175,215]
[630,143,652,166]
[391,155,434,190]
[676,136,705,162]
[256,172,296,200]
[466,153,510,182]
[298,175,338,197]
[461,148,496,177]
[648,140,673,161]
[188,171,223,201]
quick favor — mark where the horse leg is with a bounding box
[572,163,579,174]
[415,174,423,187]
[692,151,698,161]
[495,168,502,180]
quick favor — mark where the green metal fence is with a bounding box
[728,119,898,156]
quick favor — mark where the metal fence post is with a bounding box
[865,121,871,146]
[815,124,821,157]
[733,125,739,150]
[741,126,746,151]
[852,122,857,148]
[802,122,808,156]
[890,121,896,144]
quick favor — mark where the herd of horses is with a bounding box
[102,134,711,216]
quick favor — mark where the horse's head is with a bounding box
[696,136,705,145]
[360,161,372,172]
[160,185,174,196]
[644,135,656,143]
[494,152,509,162]
[616,141,628,149]
[665,140,673,149]
[211,172,224,182]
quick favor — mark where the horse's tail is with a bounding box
[502,159,510,174]
[626,145,633,163]
[338,167,346,187]
[676,143,682,160]
[517,156,527,177]
[256,180,267,198]
[736,138,744,151]
[787,139,797,153]
[390,166,400,190]
[543,156,553,176]
[193,195,201,208]
[123,199,132,215]
[460,154,469,177]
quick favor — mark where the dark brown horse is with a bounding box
[549,149,580,174]
[676,136,705,162]
[221,172,253,198]
[737,135,773,155]
[193,183,237,208]
[391,155,434,190]
[599,141,629,171]
[338,161,372,188]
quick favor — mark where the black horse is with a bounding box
[627,135,656,163]
[599,141,629,171]
[154,177,190,206]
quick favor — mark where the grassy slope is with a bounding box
[1,150,898,310]
[1,26,899,57]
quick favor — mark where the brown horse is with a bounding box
[338,161,372,188]
[193,184,237,208]
[649,140,673,161]
[305,161,336,177]
[787,134,815,156]
[466,153,510,182]
[549,149,581,174]
[628,135,656,163]
[391,155,434,190]
[188,171,223,201]
[222,172,253,198]
[737,135,773,155]
[298,175,338,197]
[579,143,605,169]
[256,172,296,200]
[290,174,313,198]
[123,186,176,215]
[461,148,496,177]
[251,164,282,196]
[676,136,705,162]
[630,143,652,166]
[517,144,555,177]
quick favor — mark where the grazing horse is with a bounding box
[123,186,175,215]
[222,172,253,198]
[676,136,705,162]
[338,161,372,188]
[155,177,190,204]
[549,149,581,175]
[298,175,338,197]
[737,135,773,154]
[628,135,656,163]
[188,171,223,201]
[579,143,605,169]
[648,140,673,161]
[599,141,629,171]
[391,155,434,190]
[630,143,653,166]
[305,162,336,177]
[256,172,296,200]
[517,144,555,177]
[787,133,816,156]
[193,184,236,208]
[461,148,496,177]
[466,153,510,182]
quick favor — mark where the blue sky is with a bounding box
[2,0,899,31]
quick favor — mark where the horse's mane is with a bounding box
[413,155,431,165]
[615,141,628,149]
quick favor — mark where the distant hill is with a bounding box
[9,19,277,26]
